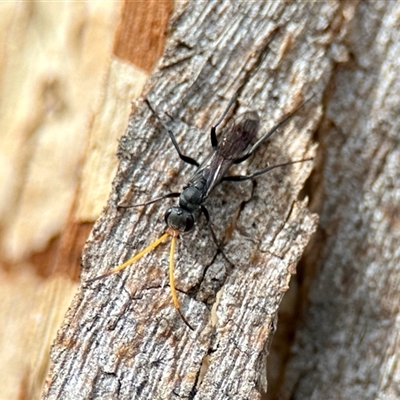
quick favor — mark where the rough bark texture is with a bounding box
[277,2,400,399]
[43,2,341,400]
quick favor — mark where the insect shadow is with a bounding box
[87,93,313,330]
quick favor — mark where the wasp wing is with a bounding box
[186,111,260,201]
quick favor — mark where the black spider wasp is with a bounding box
[88,93,313,329]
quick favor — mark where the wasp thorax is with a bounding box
[165,206,194,232]
[179,186,203,212]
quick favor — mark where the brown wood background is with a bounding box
[0,1,399,399]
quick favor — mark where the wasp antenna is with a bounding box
[168,231,194,330]
[87,232,171,283]
[118,192,180,209]
[177,308,194,331]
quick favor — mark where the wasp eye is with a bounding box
[184,213,194,232]
[165,207,194,232]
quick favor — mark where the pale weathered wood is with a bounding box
[277,1,400,399]
[77,0,173,222]
[0,4,121,400]
[43,2,344,400]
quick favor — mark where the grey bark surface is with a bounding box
[278,2,400,399]
[42,2,346,400]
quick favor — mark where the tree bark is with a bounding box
[276,2,400,399]
[43,2,342,399]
